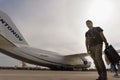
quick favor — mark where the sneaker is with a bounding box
[96,76,101,80]
[96,78,101,80]
[101,77,107,80]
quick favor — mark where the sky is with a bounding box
[0,0,120,67]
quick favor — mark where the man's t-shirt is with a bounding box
[85,27,103,47]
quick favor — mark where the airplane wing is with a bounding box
[64,53,89,58]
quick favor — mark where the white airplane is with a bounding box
[0,10,91,70]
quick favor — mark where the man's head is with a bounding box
[86,20,93,29]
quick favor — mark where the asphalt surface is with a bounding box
[0,70,119,80]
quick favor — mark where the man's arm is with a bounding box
[85,37,90,54]
[100,32,109,47]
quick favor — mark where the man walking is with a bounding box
[85,20,108,80]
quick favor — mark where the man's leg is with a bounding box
[112,64,119,77]
[94,59,102,80]
[95,44,107,80]
[90,47,102,80]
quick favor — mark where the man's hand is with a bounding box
[105,42,109,48]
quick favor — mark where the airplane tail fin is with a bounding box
[0,10,28,47]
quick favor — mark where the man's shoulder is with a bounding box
[85,30,89,34]
[93,26,101,29]
[95,26,103,32]
[85,30,90,37]
[94,26,102,29]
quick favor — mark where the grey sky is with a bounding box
[0,0,120,67]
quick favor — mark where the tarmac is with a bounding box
[0,70,119,80]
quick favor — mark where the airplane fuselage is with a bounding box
[0,10,91,70]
